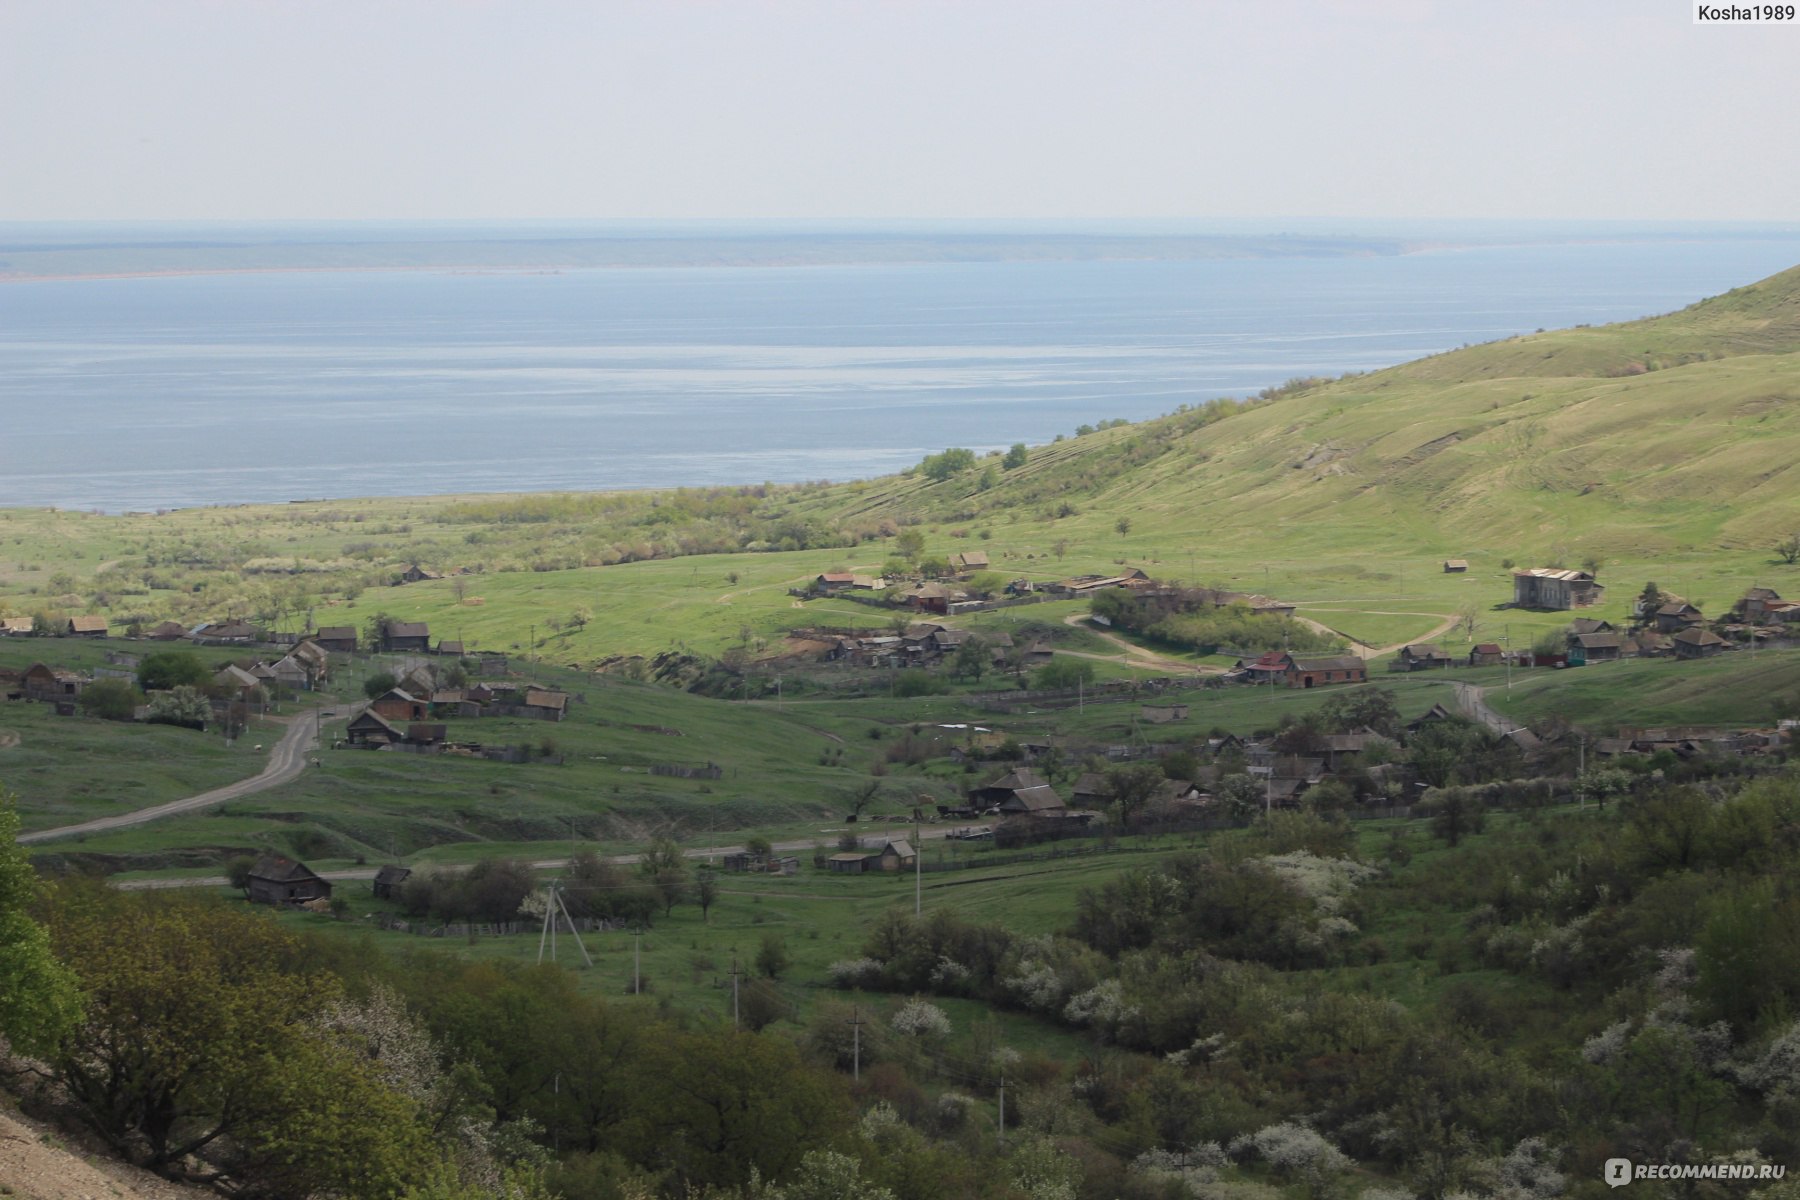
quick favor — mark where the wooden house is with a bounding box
[520,689,570,721]
[314,626,358,653]
[247,854,332,905]
[1069,773,1109,808]
[289,640,330,677]
[395,564,444,585]
[949,550,990,573]
[435,640,465,657]
[996,784,1067,816]
[1512,568,1604,610]
[22,663,85,703]
[1140,703,1189,724]
[214,664,263,699]
[1392,644,1454,671]
[1283,654,1367,688]
[1569,631,1624,662]
[370,689,427,722]
[381,621,431,653]
[1654,601,1705,633]
[1673,628,1729,660]
[372,864,412,900]
[969,768,1049,809]
[1737,587,1784,623]
[405,723,448,746]
[345,710,404,746]
[815,572,857,592]
[0,616,34,636]
[67,614,108,638]
[1469,642,1505,666]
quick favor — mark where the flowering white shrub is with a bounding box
[1258,851,1377,916]
[891,998,952,1038]
[1581,1020,1632,1065]
[1063,978,1138,1030]
[827,957,884,989]
[1165,1032,1233,1068]
[1495,1137,1566,1200]
[1229,1122,1351,1183]
[1004,959,1066,1013]
[1737,1021,1800,1099]
[930,955,971,989]
[1653,946,1698,994]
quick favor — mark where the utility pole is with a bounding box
[535,883,594,967]
[729,953,742,1029]
[633,933,642,995]
[997,1072,1007,1148]
[915,830,922,916]
[848,1006,865,1081]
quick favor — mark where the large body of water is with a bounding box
[4,227,1800,511]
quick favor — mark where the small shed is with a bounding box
[827,851,876,874]
[876,839,917,871]
[345,710,403,746]
[371,864,412,900]
[1443,559,1469,573]
[1140,703,1188,724]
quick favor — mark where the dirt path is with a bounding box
[1291,611,1461,658]
[1059,612,1219,674]
[1451,680,1516,734]
[19,705,350,846]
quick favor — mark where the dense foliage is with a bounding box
[1090,586,1342,655]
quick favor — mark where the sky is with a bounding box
[1,0,1795,223]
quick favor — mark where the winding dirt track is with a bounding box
[1058,612,1219,674]
[19,706,348,846]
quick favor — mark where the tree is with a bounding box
[225,854,257,898]
[40,886,434,1193]
[1115,516,1132,535]
[1104,763,1164,828]
[919,448,976,481]
[744,834,774,858]
[137,650,210,692]
[363,670,399,700]
[145,685,211,729]
[1778,532,1800,565]
[0,793,82,1056]
[639,837,689,916]
[1033,658,1094,690]
[696,870,719,923]
[952,636,989,682]
[894,529,926,561]
[78,677,140,720]
[1218,774,1264,819]
[1003,442,1029,469]
[756,932,792,980]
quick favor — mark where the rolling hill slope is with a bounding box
[780,261,1800,559]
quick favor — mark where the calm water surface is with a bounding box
[4,233,1799,510]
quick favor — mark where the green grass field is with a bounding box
[1484,646,1800,729]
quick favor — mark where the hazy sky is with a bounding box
[2,0,1794,222]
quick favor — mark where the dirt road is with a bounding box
[1059,612,1220,674]
[20,706,347,846]
[1451,680,1515,734]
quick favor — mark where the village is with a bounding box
[5,557,1799,903]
